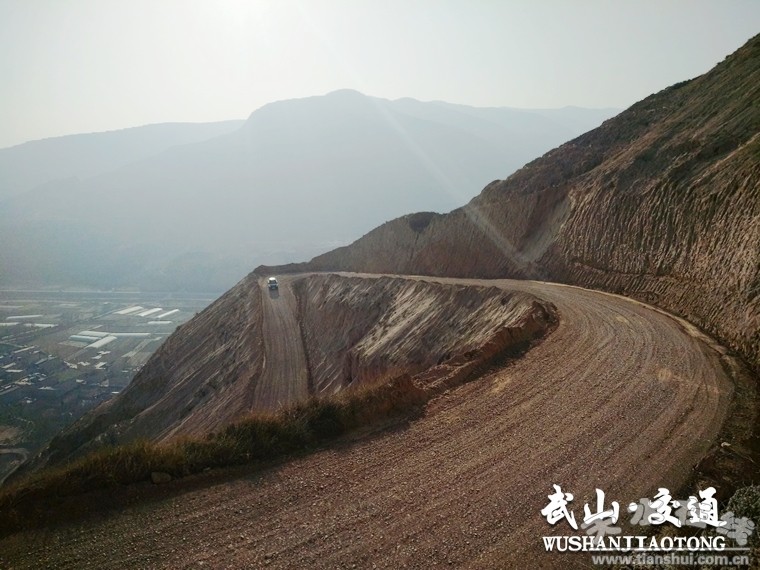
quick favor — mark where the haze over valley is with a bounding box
[0,92,616,292]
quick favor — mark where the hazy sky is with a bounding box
[1,0,758,149]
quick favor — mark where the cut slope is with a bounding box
[295,274,548,394]
[264,34,760,373]
[38,273,266,467]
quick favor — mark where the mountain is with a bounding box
[0,92,617,292]
[0,121,245,202]
[263,35,760,373]
[30,34,760,468]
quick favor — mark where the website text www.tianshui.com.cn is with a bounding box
[589,551,750,567]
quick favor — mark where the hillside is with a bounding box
[36,273,553,467]
[3,36,757,566]
[266,34,760,373]
[0,92,616,292]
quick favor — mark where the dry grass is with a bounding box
[0,374,427,536]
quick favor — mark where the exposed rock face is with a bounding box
[264,34,760,372]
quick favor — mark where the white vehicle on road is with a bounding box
[267,277,279,290]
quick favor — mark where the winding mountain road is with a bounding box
[0,275,734,569]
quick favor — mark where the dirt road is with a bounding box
[0,276,734,569]
[251,276,309,410]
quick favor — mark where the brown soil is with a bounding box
[30,274,267,470]
[294,274,549,395]
[0,276,734,569]
[250,277,309,410]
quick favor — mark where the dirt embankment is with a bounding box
[32,274,553,470]
[32,273,266,470]
[295,274,552,395]
[261,34,760,374]
[251,273,554,409]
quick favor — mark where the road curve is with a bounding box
[252,276,309,411]
[0,275,734,569]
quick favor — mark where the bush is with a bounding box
[726,485,760,536]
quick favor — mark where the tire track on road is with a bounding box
[251,276,309,411]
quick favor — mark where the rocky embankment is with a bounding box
[263,34,760,373]
[32,274,554,469]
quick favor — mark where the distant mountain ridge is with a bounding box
[263,35,760,372]
[0,92,617,292]
[0,121,245,202]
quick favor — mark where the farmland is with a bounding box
[0,289,213,483]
